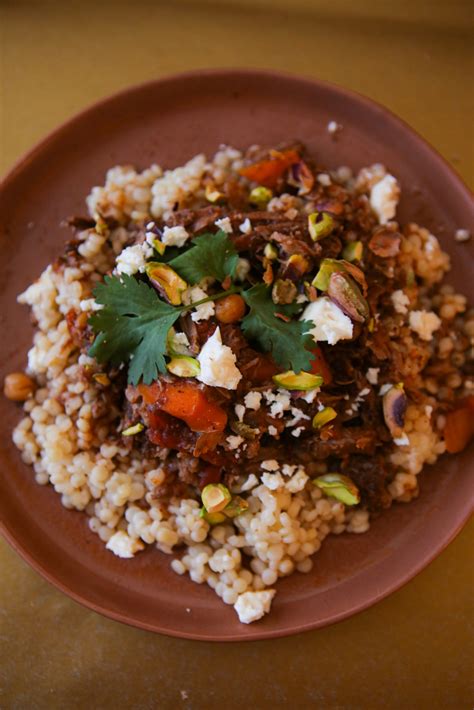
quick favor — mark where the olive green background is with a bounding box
[0,1,473,708]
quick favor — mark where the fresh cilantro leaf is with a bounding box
[241,284,315,373]
[170,230,238,284]
[89,275,181,385]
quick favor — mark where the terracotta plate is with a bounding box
[0,69,472,641]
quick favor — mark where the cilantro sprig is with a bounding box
[89,231,315,384]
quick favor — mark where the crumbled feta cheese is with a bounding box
[394,433,410,446]
[235,404,246,422]
[286,407,310,427]
[285,466,309,492]
[79,298,103,312]
[370,174,400,224]
[235,258,251,282]
[302,389,318,404]
[116,244,152,275]
[425,405,433,418]
[291,427,304,437]
[327,120,340,134]
[234,590,276,624]
[296,293,309,304]
[301,297,353,346]
[161,225,189,247]
[379,383,393,396]
[106,531,144,558]
[409,310,441,341]
[240,474,258,492]
[357,388,370,399]
[268,425,278,437]
[317,173,331,186]
[182,286,215,323]
[264,390,291,418]
[197,327,242,390]
[261,459,280,472]
[391,289,410,315]
[244,391,262,411]
[215,216,233,233]
[239,218,252,234]
[146,221,155,230]
[226,435,244,450]
[261,472,284,490]
[455,228,470,242]
[366,368,380,385]
[282,464,297,477]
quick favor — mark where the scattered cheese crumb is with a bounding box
[244,391,262,411]
[301,297,353,346]
[285,466,308,492]
[226,435,244,450]
[170,332,191,356]
[327,120,340,135]
[162,225,189,247]
[394,433,410,446]
[409,310,442,341]
[234,403,246,422]
[234,590,276,624]
[235,258,251,282]
[197,327,242,390]
[286,407,310,427]
[240,474,258,492]
[261,459,280,472]
[264,390,291,418]
[261,472,285,490]
[391,289,410,315]
[215,216,233,233]
[317,173,331,186]
[106,531,144,558]
[239,218,252,234]
[366,368,380,385]
[379,383,393,396]
[268,425,278,437]
[182,286,215,323]
[115,243,152,276]
[455,228,471,242]
[370,174,400,224]
[282,464,297,477]
[302,389,318,404]
[291,427,304,438]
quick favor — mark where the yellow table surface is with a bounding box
[1,1,473,708]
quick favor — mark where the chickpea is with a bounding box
[215,294,246,324]
[3,372,36,401]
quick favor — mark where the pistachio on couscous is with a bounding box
[6,141,473,624]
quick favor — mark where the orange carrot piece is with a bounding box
[239,149,300,188]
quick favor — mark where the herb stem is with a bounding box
[179,285,242,313]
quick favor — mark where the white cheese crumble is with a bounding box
[182,286,215,323]
[379,383,393,396]
[197,327,242,390]
[455,228,471,242]
[394,433,410,446]
[366,367,380,385]
[235,404,246,422]
[370,174,400,225]
[161,225,189,247]
[240,474,258,492]
[391,289,410,315]
[302,389,318,404]
[234,590,276,624]
[244,391,262,411]
[235,258,251,282]
[215,216,233,234]
[261,459,280,472]
[239,218,252,234]
[226,435,244,450]
[301,297,353,346]
[286,407,310,427]
[169,331,191,356]
[116,243,153,275]
[409,310,442,341]
[296,293,309,304]
[285,466,309,492]
[106,531,144,558]
[291,427,304,438]
[261,472,285,490]
[317,173,331,186]
[264,390,292,418]
[327,120,340,134]
[268,425,278,437]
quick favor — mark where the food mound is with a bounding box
[7,143,473,624]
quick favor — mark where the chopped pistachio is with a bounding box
[201,483,232,514]
[151,238,166,256]
[167,356,200,378]
[273,370,323,391]
[121,422,144,436]
[249,186,273,208]
[272,278,297,305]
[308,211,335,241]
[312,258,346,291]
[382,384,407,438]
[223,496,249,518]
[327,271,369,322]
[264,243,279,260]
[284,254,310,279]
[167,328,192,357]
[205,184,224,203]
[313,473,360,505]
[199,507,227,525]
[145,262,188,305]
[368,317,375,332]
[312,406,337,428]
[92,372,111,386]
[342,241,363,262]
